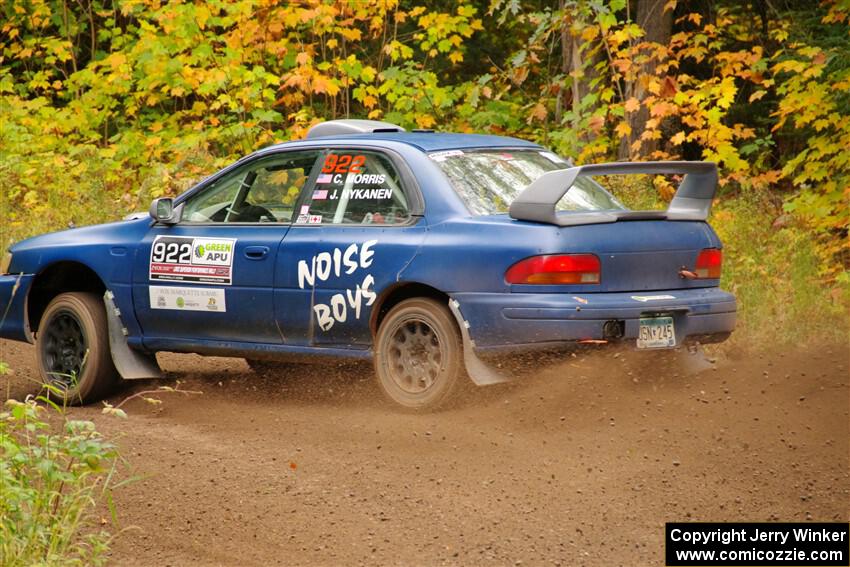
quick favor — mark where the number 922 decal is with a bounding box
[149,236,236,285]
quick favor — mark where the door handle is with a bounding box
[244,246,270,260]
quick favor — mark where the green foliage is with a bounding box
[0,395,120,566]
[712,194,848,345]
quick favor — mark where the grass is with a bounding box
[712,193,848,346]
[0,282,123,567]
[0,382,123,567]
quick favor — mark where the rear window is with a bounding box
[431,149,625,216]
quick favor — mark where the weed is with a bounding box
[0,379,123,566]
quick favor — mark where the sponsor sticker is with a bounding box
[149,236,235,285]
[149,286,226,312]
[322,154,366,174]
[308,214,323,224]
[295,214,309,224]
[429,150,464,162]
[300,205,310,215]
[345,173,386,185]
[331,187,392,200]
[631,295,676,302]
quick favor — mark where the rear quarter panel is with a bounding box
[401,216,722,294]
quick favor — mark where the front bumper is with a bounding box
[452,287,736,353]
[0,274,34,343]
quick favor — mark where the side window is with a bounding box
[295,150,411,225]
[183,151,321,223]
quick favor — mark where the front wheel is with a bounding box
[36,292,118,404]
[374,298,465,410]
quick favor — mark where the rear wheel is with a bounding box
[36,292,118,404]
[374,298,465,410]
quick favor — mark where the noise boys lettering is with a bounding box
[297,240,378,332]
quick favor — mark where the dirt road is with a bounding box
[2,339,848,566]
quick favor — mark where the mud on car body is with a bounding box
[0,119,736,410]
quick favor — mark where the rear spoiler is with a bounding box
[508,161,718,227]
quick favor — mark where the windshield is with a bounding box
[431,149,625,216]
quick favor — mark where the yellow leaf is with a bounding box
[615,121,632,138]
[716,77,737,109]
[581,26,598,42]
[748,90,766,102]
[670,131,686,145]
[624,97,640,113]
[416,115,436,128]
[653,175,676,201]
[647,78,661,95]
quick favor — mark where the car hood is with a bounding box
[10,217,151,254]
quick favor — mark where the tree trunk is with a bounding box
[618,0,673,160]
[556,0,572,124]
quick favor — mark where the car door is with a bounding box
[133,149,323,344]
[275,147,427,348]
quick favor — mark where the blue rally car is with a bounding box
[0,119,735,409]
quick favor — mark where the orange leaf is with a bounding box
[649,101,675,118]
[588,115,605,134]
[624,97,640,113]
[660,76,677,98]
[530,102,547,122]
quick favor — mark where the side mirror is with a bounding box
[149,198,181,225]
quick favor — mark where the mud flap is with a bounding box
[104,291,162,380]
[448,299,513,386]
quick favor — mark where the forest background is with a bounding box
[1,0,847,343]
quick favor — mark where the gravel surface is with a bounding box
[2,339,848,566]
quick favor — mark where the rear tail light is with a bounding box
[505,254,601,285]
[695,248,722,279]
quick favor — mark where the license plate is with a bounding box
[637,317,676,349]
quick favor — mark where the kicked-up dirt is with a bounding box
[1,339,848,567]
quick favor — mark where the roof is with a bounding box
[273,131,542,152]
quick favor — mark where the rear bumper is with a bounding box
[0,274,34,343]
[451,287,736,353]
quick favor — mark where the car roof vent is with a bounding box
[305,119,406,139]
